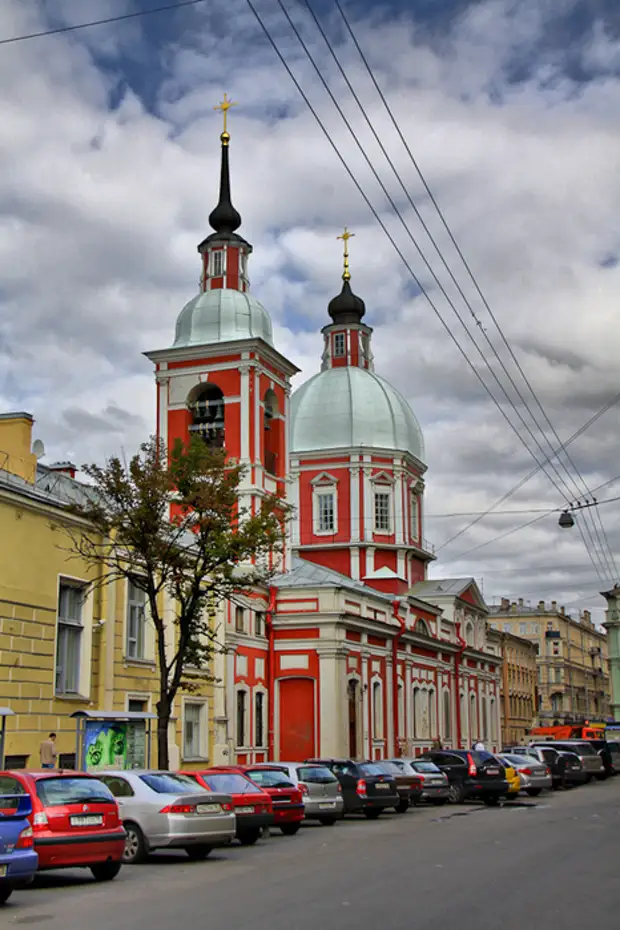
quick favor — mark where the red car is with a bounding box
[0,770,125,881]
[180,768,273,846]
[229,765,304,836]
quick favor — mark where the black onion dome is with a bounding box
[208,139,242,234]
[328,279,366,324]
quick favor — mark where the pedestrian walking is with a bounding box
[40,732,57,769]
[473,740,486,752]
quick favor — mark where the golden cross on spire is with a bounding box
[337,226,355,280]
[214,93,238,143]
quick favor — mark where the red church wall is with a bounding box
[298,465,351,546]
[275,628,320,640]
[167,352,242,370]
[301,548,351,576]
[409,560,426,585]
[278,678,316,760]
[374,550,397,573]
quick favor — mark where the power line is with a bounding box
[0,0,207,46]
[328,0,617,581]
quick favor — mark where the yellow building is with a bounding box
[487,627,538,745]
[488,598,610,725]
[0,412,213,770]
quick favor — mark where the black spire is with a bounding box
[208,134,242,235]
[328,278,366,325]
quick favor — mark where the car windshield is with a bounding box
[297,766,338,784]
[502,755,536,766]
[36,776,116,806]
[201,773,263,794]
[413,761,441,773]
[140,773,203,794]
[377,761,402,775]
[245,770,293,788]
[559,743,596,756]
[359,763,387,777]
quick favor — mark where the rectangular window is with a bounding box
[183,703,203,759]
[255,612,265,637]
[374,490,391,532]
[519,623,527,635]
[255,692,265,747]
[236,691,247,747]
[55,583,84,695]
[128,698,147,713]
[410,492,419,539]
[317,491,335,533]
[333,332,346,357]
[235,606,246,633]
[212,250,223,277]
[126,581,146,660]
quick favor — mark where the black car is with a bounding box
[375,760,423,812]
[418,750,509,805]
[305,759,399,819]
[605,740,620,774]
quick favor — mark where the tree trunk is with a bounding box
[156,696,171,770]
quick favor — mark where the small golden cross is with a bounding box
[337,226,355,280]
[214,93,238,135]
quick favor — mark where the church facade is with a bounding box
[146,108,502,766]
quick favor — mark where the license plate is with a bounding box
[318,802,335,809]
[0,866,6,878]
[375,783,390,789]
[485,768,500,776]
[196,803,221,814]
[237,806,254,813]
[70,815,103,827]
[572,765,581,770]
[430,779,444,785]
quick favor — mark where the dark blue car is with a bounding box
[0,793,38,905]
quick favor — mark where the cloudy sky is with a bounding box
[2,0,620,622]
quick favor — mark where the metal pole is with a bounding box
[0,717,5,769]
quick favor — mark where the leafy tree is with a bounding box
[66,435,285,769]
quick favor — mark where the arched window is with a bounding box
[263,389,279,476]
[397,682,405,740]
[416,619,431,637]
[490,697,497,743]
[482,697,488,741]
[460,692,467,744]
[465,622,474,647]
[188,383,225,448]
[469,693,478,741]
[428,690,436,740]
[372,681,383,739]
[443,691,451,740]
[412,686,420,739]
[551,692,563,715]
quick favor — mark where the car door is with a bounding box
[431,753,466,787]
[540,748,561,778]
[330,763,358,811]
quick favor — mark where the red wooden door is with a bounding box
[278,678,315,760]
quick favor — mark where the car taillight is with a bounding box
[292,790,303,804]
[545,767,551,776]
[467,754,477,777]
[33,811,49,830]
[337,783,342,794]
[356,779,367,797]
[159,804,196,814]
[299,782,309,796]
[16,825,34,849]
[521,768,533,776]
[221,802,234,812]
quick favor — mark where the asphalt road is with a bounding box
[4,780,620,929]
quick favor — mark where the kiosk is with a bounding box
[71,710,157,772]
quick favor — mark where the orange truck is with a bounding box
[528,723,606,741]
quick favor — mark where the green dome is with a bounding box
[173,289,273,347]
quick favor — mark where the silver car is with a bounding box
[530,741,605,781]
[499,754,552,796]
[275,763,344,824]
[405,759,450,804]
[98,771,235,863]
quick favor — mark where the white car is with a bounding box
[98,770,236,863]
[273,763,344,824]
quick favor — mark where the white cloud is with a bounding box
[1,0,620,621]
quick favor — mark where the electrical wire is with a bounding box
[0,0,208,46]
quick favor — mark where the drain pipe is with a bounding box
[392,600,406,756]
[454,622,467,748]
[266,585,278,760]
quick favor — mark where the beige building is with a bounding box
[487,627,538,745]
[488,598,610,725]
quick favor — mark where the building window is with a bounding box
[183,703,204,759]
[443,691,451,740]
[412,687,420,739]
[211,250,223,277]
[428,690,436,738]
[465,622,474,647]
[235,606,246,633]
[531,623,539,633]
[333,332,345,357]
[317,491,335,533]
[263,389,279,476]
[188,383,225,448]
[519,623,527,635]
[128,698,147,713]
[397,682,405,739]
[255,612,265,637]
[374,490,392,532]
[551,692,563,715]
[372,682,383,739]
[503,623,511,633]
[410,491,419,539]
[55,583,84,695]
[126,580,146,660]
[255,692,265,747]
[552,642,560,656]
[236,691,247,747]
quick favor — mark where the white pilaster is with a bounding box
[158,378,168,446]
[239,362,250,463]
[395,466,405,545]
[350,546,360,580]
[318,644,348,756]
[254,367,261,464]
[363,463,373,540]
[386,655,395,756]
[361,645,370,759]
[350,464,360,543]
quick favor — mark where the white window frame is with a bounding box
[371,679,384,739]
[373,488,392,534]
[55,581,85,695]
[254,611,265,637]
[235,605,246,634]
[182,700,208,761]
[311,473,338,536]
[333,332,346,357]
[410,490,419,540]
[210,248,225,277]
[126,580,147,660]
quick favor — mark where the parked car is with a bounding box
[274,763,344,825]
[0,770,124,881]
[231,766,304,836]
[375,761,422,813]
[586,740,616,778]
[305,759,399,819]
[0,791,37,906]
[499,754,552,796]
[495,757,520,799]
[99,770,235,863]
[529,741,605,781]
[604,740,620,774]
[504,745,572,790]
[399,759,450,805]
[417,750,509,805]
[181,768,273,846]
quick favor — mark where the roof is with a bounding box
[410,578,487,611]
[173,289,274,348]
[70,710,157,721]
[273,557,393,602]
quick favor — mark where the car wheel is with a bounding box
[318,816,337,826]
[91,861,122,882]
[526,788,542,797]
[447,782,465,804]
[595,774,608,781]
[122,822,148,864]
[238,828,261,846]
[280,823,301,836]
[0,887,13,905]
[395,799,410,814]
[483,795,500,806]
[431,799,447,806]
[364,809,382,819]
[185,845,213,860]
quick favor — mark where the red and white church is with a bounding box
[145,115,502,765]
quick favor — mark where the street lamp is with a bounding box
[558,510,575,528]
